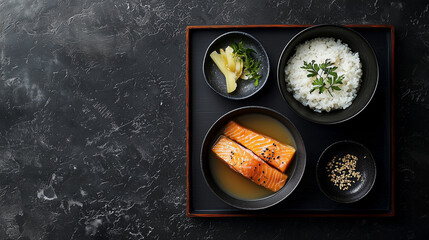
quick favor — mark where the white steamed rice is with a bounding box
[284,37,362,112]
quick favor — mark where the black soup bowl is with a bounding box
[200,106,306,210]
[203,31,270,100]
[277,25,379,124]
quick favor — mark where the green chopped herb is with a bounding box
[230,41,262,86]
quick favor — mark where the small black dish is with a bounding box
[316,140,376,203]
[277,25,379,124]
[200,106,306,210]
[203,31,270,100]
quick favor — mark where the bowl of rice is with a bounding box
[277,25,379,124]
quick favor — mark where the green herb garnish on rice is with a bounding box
[301,59,345,97]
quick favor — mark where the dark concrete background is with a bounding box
[0,0,428,239]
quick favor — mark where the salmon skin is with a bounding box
[212,135,288,192]
[223,121,295,172]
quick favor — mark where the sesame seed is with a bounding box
[326,154,363,191]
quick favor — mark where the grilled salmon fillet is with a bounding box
[212,135,288,192]
[223,121,295,172]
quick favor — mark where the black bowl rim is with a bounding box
[315,140,377,203]
[277,24,379,124]
[200,106,306,210]
[202,31,270,100]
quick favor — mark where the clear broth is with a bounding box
[209,113,296,200]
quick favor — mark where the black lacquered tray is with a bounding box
[186,25,394,217]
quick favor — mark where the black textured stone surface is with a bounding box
[0,0,428,239]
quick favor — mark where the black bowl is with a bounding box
[200,106,306,210]
[316,140,376,203]
[203,31,270,100]
[277,25,379,124]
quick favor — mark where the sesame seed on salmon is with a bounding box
[212,135,288,192]
[223,121,295,172]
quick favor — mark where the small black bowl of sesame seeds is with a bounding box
[316,140,376,203]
